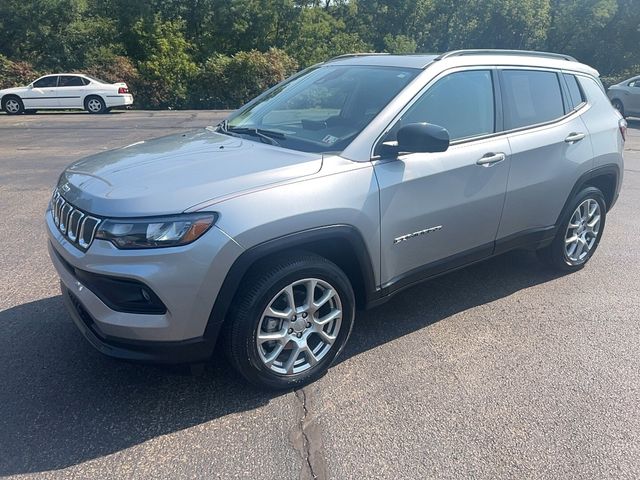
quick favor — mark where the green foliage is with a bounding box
[0,55,41,90]
[1,0,639,108]
[194,48,298,109]
[131,16,199,108]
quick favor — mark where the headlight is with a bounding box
[95,213,217,249]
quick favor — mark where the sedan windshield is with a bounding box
[223,65,419,153]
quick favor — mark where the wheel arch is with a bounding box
[203,225,378,343]
[83,93,106,107]
[556,165,620,227]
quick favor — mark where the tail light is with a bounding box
[619,118,627,142]
[118,86,129,94]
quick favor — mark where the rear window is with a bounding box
[58,76,84,87]
[501,70,565,129]
[563,74,585,109]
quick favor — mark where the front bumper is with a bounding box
[61,282,213,363]
[46,208,243,362]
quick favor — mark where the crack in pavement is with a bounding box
[290,388,327,480]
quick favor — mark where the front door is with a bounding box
[24,75,59,109]
[374,68,510,288]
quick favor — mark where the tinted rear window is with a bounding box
[563,74,585,109]
[501,70,565,129]
[58,76,84,87]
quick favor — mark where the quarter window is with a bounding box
[392,70,495,141]
[563,74,585,109]
[501,70,564,129]
[33,76,58,88]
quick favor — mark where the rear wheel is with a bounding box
[2,96,24,115]
[223,252,355,390]
[538,187,606,272]
[85,96,106,114]
[612,99,625,117]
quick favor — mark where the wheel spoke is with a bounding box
[283,344,301,374]
[266,306,292,319]
[305,347,319,366]
[264,342,286,366]
[317,329,337,344]
[565,235,578,245]
[304,279,317,309]
[257,329,287,344]
[313,288,335,311]
[316,308,341,326]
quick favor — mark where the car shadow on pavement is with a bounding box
[0,250,564,476]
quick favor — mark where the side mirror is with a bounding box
[380,123,450,157]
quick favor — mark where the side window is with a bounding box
[391,70,495,141]
[563,73,585,109]
[81,77,91,86]
[501,70,565,129]
[58,76,84,87]
[33,76,58,88]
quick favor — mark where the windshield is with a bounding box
[224,65,419,153]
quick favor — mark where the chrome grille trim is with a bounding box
[50,188,101,251]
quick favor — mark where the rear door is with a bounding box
[56,75,86,108]
[24,75,59,108]
[374,68,511,288]
[496,68,593,241]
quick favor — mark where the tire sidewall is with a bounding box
[552,186,607,270]
[234,259,355,389]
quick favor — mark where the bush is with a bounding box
[83,51,140,90]
[193,48,298,109]
[0,54,40,89]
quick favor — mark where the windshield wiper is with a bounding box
[227,126,286,146]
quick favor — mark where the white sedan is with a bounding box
[0,73,133,114]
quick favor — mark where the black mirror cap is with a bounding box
[397,122,450,153]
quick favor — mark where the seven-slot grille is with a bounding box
[51,188,101,251]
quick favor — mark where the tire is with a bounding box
[537,186,607,272]
[611,99,625,118]
[223,252,355,390]
[2,96,24,115]
[84,96,106,114]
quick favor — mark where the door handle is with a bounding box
[476,152,506,166]
[564,132,585,143]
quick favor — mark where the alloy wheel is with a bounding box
[5,99,20,114]
[87,99,102,113]
[564,198,601,265]
[256,278,342,375]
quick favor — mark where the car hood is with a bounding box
[0,86,25,95]
[58,128,322,217]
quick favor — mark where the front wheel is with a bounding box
[2,96,24,115]
[223,252,355,390]
[538,187,606,272]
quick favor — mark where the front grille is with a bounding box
[51,188,101,251]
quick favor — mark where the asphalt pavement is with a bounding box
[1,110,639,479]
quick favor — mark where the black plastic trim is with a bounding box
[52,244,167,315]
[62,283,213,364]
[558,164,621,219]
[203,225,377,342]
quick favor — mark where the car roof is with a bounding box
[324,50,598,76]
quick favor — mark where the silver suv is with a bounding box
[47,50,626,389]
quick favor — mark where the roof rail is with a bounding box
[436,49,577,62]
[327,53,390,62]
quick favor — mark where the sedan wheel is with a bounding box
[85,97,106,114]
[3,97,23,115]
